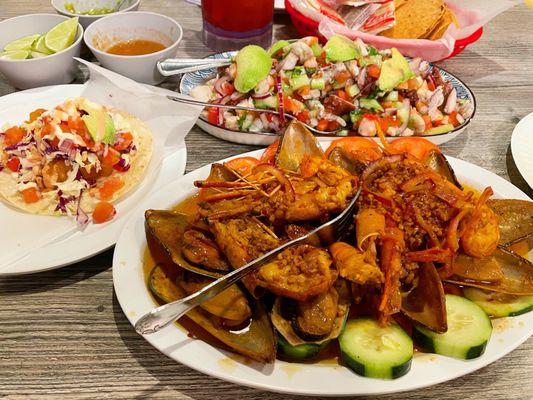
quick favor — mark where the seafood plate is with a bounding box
[114,123,532,394]
[180,35,475,145]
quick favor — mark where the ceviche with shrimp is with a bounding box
[0,98,152,225]
[190,35,474,137]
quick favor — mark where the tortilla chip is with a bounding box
[425,6,455,40]
[381,0,444,39]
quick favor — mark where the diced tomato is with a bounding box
[92,201,116,224]
[6,157,20,172]
[427,79,436,92]
[59,122,71,133]
[3,126,25,146]
[388,137,440,162]
[207,107,219,125]
[378,115,400,132]
[40,123,54,138]
[21,187,40,204]
[67,116,86,132]
[448,111,460,127]
[260,140,279,164]
[367,64,381,79]
[28,108,46,123]
[99,177,125,201]
[114,132,133,151]
[297,86,311,97]
[224,156,260,176]
[334,70,351,84]
[325,137,383,163]
[296,109,310,123]
[422,115,433,130]
[102,147,121,168]
[317,119,329,132]
[283,96,304,114]
[328,120,341,131]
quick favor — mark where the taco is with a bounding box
[0,97,152,224]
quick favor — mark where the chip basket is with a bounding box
[285,0,483,59]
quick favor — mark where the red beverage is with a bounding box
[202,0,274,51]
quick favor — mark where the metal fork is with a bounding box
[166,95,342,136]
[134,186,361,335]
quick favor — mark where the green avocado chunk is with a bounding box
[268,40,290,57]
[324,34,359,62]
[234,45,273,93]
[82,109,116,144]
[377,48,414,91]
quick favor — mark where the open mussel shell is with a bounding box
[275,120,324,172]
[425,149,462,189]
[488,199,533,246]
[271,280,350,347]
[401,263,447,333]
[446,245,533,295]
[145,209,226,279]
[327,146,368,176]
[148,265,276,363]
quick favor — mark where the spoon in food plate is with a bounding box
[166,95,343,136]
[158,58,233,76]
[134,186,361,335]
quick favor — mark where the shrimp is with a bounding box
[461,204,500,258]
[289,41,314,62]
[42,159,70,189]
[358,117,377,137]
[330,242,384,286]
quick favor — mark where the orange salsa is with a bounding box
[106,39,166,56]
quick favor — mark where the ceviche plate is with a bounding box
[179,51,475,146]
[511,112,533,189]
[0,85,187,275]
[113,146,531,396]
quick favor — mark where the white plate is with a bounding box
[0,85,187,276]
[113,147,532,396]
[180,52,475,146]
[511,112,533,189]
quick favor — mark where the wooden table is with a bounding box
[1,1,532,399]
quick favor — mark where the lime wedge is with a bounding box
[4,34,40,52]
[0,50,30,60]
[44,17,79,53]
[30,51,49,59]
[32,35,54,54]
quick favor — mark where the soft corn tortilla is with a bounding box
[0,108,153,215]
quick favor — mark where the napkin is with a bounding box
[318,0,522,61]
[0,61,202,271]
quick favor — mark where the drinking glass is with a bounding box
[201,0,275,52]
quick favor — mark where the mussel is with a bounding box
[271,280,351,347]
[425,149,462,189]
[148,265,276,362]
[327,146,368,176]
[275,120,324,171]
[488,199,533,245]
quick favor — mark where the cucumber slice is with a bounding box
[414,294,492,360]
[339,318,413,380]
[463,288,533,318]
[277,335,329,360]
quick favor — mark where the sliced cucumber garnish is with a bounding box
[414,294,492,360]
[463,287,533,317]
[339,318,413,379]
[277,334,328,360]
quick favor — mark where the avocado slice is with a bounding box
[324,34,360,62]
[377,61,404,91]
[268,40,290,57]
[391,48,414,81]
[81,109,116,144]
[234,45,272,93]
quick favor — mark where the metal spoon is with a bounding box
[134,187,361,335]
[158,58,232,76]
[166,95,342,136]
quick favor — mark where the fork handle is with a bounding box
[167,95,283,116]
[134,235,305,335]
[157,59,232,76]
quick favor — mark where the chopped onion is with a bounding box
[4,142,31,152]
[214,75,231,97]
[76,190,89,228]
[230,91,245,102]
[252,92,271,100]
[59,139,77,160]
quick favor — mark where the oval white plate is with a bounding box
[0,85,187,275]
[113,147,532,396]
[511,112,533,189]
[179,51,475,146]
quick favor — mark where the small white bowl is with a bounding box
[51,0,141,29]
[0,14,83,90]
[84,12,183,85]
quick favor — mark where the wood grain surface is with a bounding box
[0,1,532,399]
